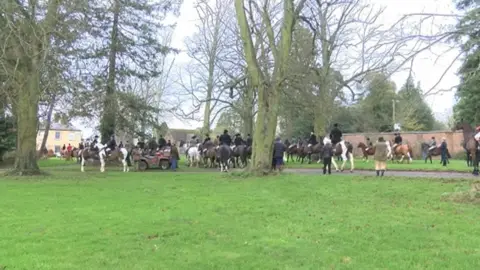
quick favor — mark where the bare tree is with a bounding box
[299,0,436,133]
[175,0,236,135]
[234,0,307,174]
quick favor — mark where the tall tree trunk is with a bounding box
[235,0,301,174]
[40,94,56,152]
[13,72,41,174]
[250,85,279,173]
[100,0,120,144]
[201,59,215,135]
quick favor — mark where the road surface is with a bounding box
[284,168,477,179]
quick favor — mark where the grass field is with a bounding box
[1,157,471,173]
[2,168,480,269]
[286,158,472,172]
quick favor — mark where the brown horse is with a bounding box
[421,142,451,164]
[389,141,413,163]
[286,144,298,162]
[201,141,217,168]
[454,121,478,175]
[357,142,374,162]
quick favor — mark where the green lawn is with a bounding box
[286,158,472,172]
[29,157,472,173]
[1,169,480,269]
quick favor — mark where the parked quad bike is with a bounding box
[133,148,171,171]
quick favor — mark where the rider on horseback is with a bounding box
[246,134,252,147]
[329,123,346,154]
[158,135,167,149]
[475,126,480,145]
[219,130,232,146]
[106,135,117,156]
[392,132,402,150]
[233,133,243,150]
[185,135,197,154]
[428,136,437,151]
[365,137,373,151]
[307,132,317,147]
[202,134,211,154]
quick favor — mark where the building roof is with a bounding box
[167,129,196,141]
[39,123,81,132]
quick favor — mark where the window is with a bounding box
[55,131,61,140]
[68,133,75,141]
[54,145,61,153]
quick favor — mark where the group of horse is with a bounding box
[285,137,413,170]
[184,141,252,172]
[33,121,480,175]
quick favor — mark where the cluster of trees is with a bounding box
[177,0,456,174]
[0,0,471,176]
[0,0,181,173]
[454,0,480,124]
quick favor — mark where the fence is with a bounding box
[343,131,465,158]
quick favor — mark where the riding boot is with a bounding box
[376,170,379,176]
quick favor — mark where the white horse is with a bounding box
[186,143,201,167]
[81,142,130,173]
[385,140,393,160]
[322,137,354,172]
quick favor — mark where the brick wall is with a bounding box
[343,131,465,158]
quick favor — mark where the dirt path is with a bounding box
[284,168,477,179]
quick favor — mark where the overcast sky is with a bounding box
[75,0,461,137]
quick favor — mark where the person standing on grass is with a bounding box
[273,137,286,171]
[440,137,448,167]
[373,136,389,177]
[322,139,333,175]
[170,143,180,171]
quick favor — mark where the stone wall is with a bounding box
[343,131,465,158]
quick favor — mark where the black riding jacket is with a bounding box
[79,142,84,150]
[394,135,402,144]
[246,137,252,146]
[203,137,211,145]
[219,134,232,145]
[158,138,166,147]
[330,128,342,142]
[234,137,243,146]
[308,134,317,145]
[273,141,286,158]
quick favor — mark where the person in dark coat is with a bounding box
[322,140,333,175]
[307,132,317,146]
[234,133,243,147]
[273,137,286,171]
[219,130,232,146]
[246,134,252,147]
[166,140,172,147]
[170,143,180,171]
[158,135,167,149]
[393,132,402,150]
[440,137,448,166]
[330,123,342,145]
[79,140,85,150]
[203,134,211,145]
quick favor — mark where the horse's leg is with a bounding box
[331,157,339,172]
[81,156,85,172]
[349,153,354,172]
[400,154,404,163]
[122,158,127,172]
[100,157,105,172]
